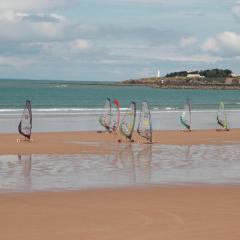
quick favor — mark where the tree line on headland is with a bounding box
[165,69,232,78]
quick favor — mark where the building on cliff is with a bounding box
[225,77,240,85]
[187,73,205,79]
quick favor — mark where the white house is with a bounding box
[186,73,205,78]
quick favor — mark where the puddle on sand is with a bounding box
[0,144,240,192]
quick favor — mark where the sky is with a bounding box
[0,0,240,81]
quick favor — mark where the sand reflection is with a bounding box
[18,155,32,191]
[135,145,152,184]
[0,144,240,192]
[112,144,152,184]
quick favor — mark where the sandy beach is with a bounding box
[0,128,240,154]
[1,129,240,239]
[0,186,240,240]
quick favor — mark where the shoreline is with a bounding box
[0,129,240,154]
[121,82,240,90]
[2,78,240,90]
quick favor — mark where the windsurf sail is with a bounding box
[137,101,152,143]
[120,101,136,140]
[110,99,120,132]
[18,100,32,140]
[217,101,228,130]
[180,98,191,130]
[99,98,111,131]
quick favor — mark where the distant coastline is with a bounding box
[121,77,240,90]
[121,68,240,90]
[2,68,240,90]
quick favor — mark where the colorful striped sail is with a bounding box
[120,101,136,140]
[110,99,120,133]
[137,101,152,143]
[99,98,111,132]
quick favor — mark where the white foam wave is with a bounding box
[54,84,67,88]
[0,108,240,116]
[0,107,130,116]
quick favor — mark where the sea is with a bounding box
[1,79,240,132]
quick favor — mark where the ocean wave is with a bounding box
[0,107,240,116]
[0,107,130,116]
[54,84,67,88]
[0,109,22,112]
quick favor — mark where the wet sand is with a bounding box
[0,186,240,240]
[0,129,240,154]
[1,129,240,239]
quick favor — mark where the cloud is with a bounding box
[232,1,240,19]
[32,21,67,39]
[95,26,184,48]
[202,38,219,52]
[24,39,94,57]
[0,11,66,23]
[180,36,197,48]
[112,46,222,63]
[0,0,71,41]
[70,39,93,53]
[202,31,240,56]
[0,56,36,67]
[0,12,69,41]
[100,0,222,6]
[22,13,65,23]
[0,0,68,12]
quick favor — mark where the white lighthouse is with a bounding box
[157,69,161,78]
